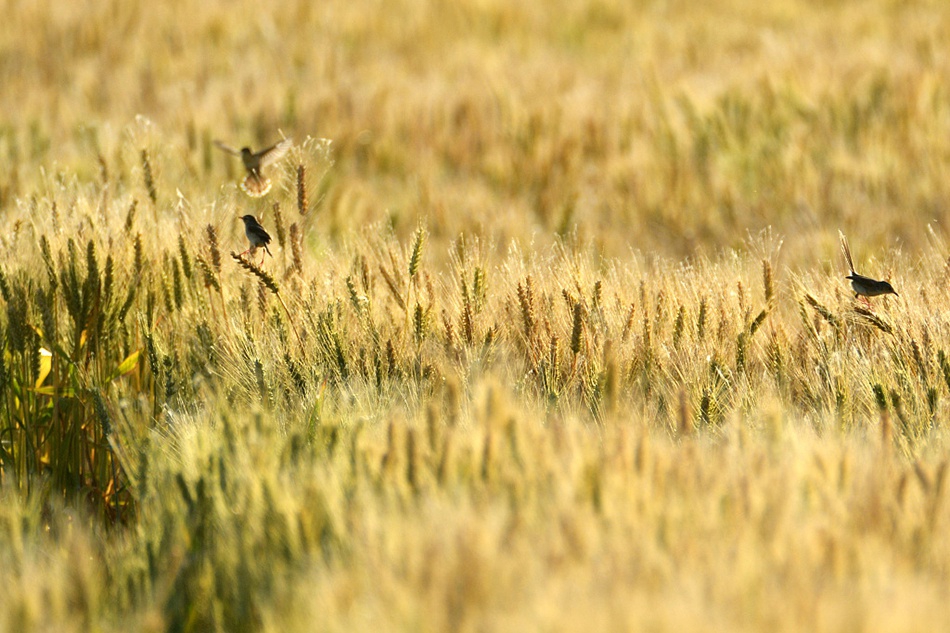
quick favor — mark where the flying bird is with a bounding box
[215,138,293,197]
[839,231,898,303]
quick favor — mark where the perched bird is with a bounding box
[215,138,293,197]
[239,215,273,265]
[839,231,898,302]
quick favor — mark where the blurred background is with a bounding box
[2,0,948,271]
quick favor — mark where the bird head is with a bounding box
[882,281,898,296]
[238,214,256,225]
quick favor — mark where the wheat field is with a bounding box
[2,0,950,631]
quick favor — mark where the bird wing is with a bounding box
[838,230,856,275]
[250,223,272,245]
[256,138,293,168]
[213,140,242,156]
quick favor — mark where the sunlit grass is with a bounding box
[1,0,950,631]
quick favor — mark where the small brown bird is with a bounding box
[239,215,273,265]
[215,138,293,197]
[839,231,898,302]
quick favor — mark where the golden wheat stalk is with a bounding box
[296,164,308,216]
[231,252,302,347]
[839,230,855,274]
[141,148,157,205]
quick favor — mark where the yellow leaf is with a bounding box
[109,350,141,383]
[31,386,74,397]
[35,348,52,389]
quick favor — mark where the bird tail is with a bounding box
[241,173,272,197]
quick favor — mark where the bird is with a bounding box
[239,215,273,265]
[839,231,898,302]
[214,138,293,197]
